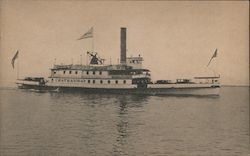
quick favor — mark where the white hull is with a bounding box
[17,79,220,96]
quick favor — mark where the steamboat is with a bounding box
[16,28,220,95]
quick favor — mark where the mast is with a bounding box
[92,27,94,52]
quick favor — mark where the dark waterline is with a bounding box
[0,87,249,156]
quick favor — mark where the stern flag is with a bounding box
[207,49,218,67]
[78,27,93,40]
[11,50,19,69]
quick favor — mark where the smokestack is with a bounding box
[120,27,126,64]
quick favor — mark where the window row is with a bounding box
[129,60,141,64]
[51,78,127,84]
[53,70,103,75]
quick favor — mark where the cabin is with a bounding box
[47,27,152,88]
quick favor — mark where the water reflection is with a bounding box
[113,99,129,155]
[21,90,220,156]
[112,95,149,156]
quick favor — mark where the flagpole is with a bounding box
[78,27,94,65]
[207,58,213,67]
[17,54,19,80]
[207,49,217,67]
[86,52,88,65]
[92,27,94,52]
[80,55,82,65]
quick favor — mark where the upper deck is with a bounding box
[50,63,151,80]
[52,64,148,71]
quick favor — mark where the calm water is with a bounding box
[0,87,249,156]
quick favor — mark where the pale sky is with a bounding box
[0,1,249,87]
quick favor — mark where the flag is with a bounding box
[207,49,218,67]
[78,27,93,40]
[11,50,19,69]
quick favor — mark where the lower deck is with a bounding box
[17,82,220,96]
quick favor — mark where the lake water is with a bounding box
[0,86,249,156]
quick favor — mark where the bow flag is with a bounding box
[78,27,93,40]
[11,50,19,68]
[207,49,218,67]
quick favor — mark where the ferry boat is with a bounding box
[16,28,220,95]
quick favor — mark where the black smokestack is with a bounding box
[120,27,126,64]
